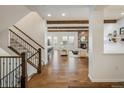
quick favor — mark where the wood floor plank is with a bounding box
[28,50,124,88]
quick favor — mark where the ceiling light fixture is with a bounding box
[62,13,66,16]
[47,14,52,17]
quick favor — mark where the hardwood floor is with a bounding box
[28,50,124,88]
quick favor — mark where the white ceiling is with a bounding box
[0,6,31,32]
[104,5,124,20]
[26,5,90,20]
[26,5,124,20]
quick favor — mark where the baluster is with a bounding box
[20,39,23,53]
[6,58,8,87]
[13,33,15,48]
[17,36,19,53]
[29,46,31,58]
[33,53,34,66]
[37,52,38,66]
[18,58,22,87]
[10,32,14,46]
[12,58,14,87]
[1,59,2,87]
[15,58,18,87]
[36,53,38,66]
[9,58,12,87]
[0,58,1,87]
[10,31,11,46]
[35,54,36,66]
[25,43,28,55]
[3,58,5,87]
[36,53,37,66]
[23,39,25,53]
[18,38,20,53]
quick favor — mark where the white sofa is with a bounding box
[60,49,68,56]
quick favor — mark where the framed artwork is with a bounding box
[120,27,124,35]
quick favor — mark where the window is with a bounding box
[53,36,58,44]
[62,36,68,41]
[62,36,68,45]
[69,36,74,44]
[48,36,52,40]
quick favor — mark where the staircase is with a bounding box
[0,25,44,88]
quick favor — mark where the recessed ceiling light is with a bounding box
[47,14,51,17]
[62,13,66,16]
[121,12,124,15]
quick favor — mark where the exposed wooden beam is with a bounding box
[48,26,89,29]
[48,30,88,32]
[47,20,88,24]
[104,20,117,23]
[47,20,117,24]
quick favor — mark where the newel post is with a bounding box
[38,48,41,73]
[21,52,28,88]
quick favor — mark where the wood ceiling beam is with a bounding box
[48,30,88,32]
[47,20,88,24]
[104,20,117,23]
[47,20,117,24]
[48,26,89,29]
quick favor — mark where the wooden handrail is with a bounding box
[13,25,44,49]
[9,29,38,51]
[0,56,20,58]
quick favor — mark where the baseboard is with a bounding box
[91,79,124,82]
[88,74,124,82]
[88,74,94,82]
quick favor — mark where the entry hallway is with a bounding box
[28,50,124,88]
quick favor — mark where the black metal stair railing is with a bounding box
[0,53,27,88]
[9,28,42,73]
[0,25,43,88]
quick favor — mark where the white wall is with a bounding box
[0,6,47,77]
[47,32,78,50]
[89,9,124,82]
[15,12,44,47]
[15,12,47,65]
[9,12,47,76]
[0,6,31,32]
[0,48,10,56]
[0,5,31,55]
[0,30,17,56]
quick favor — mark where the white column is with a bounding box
[88,8,105,82]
